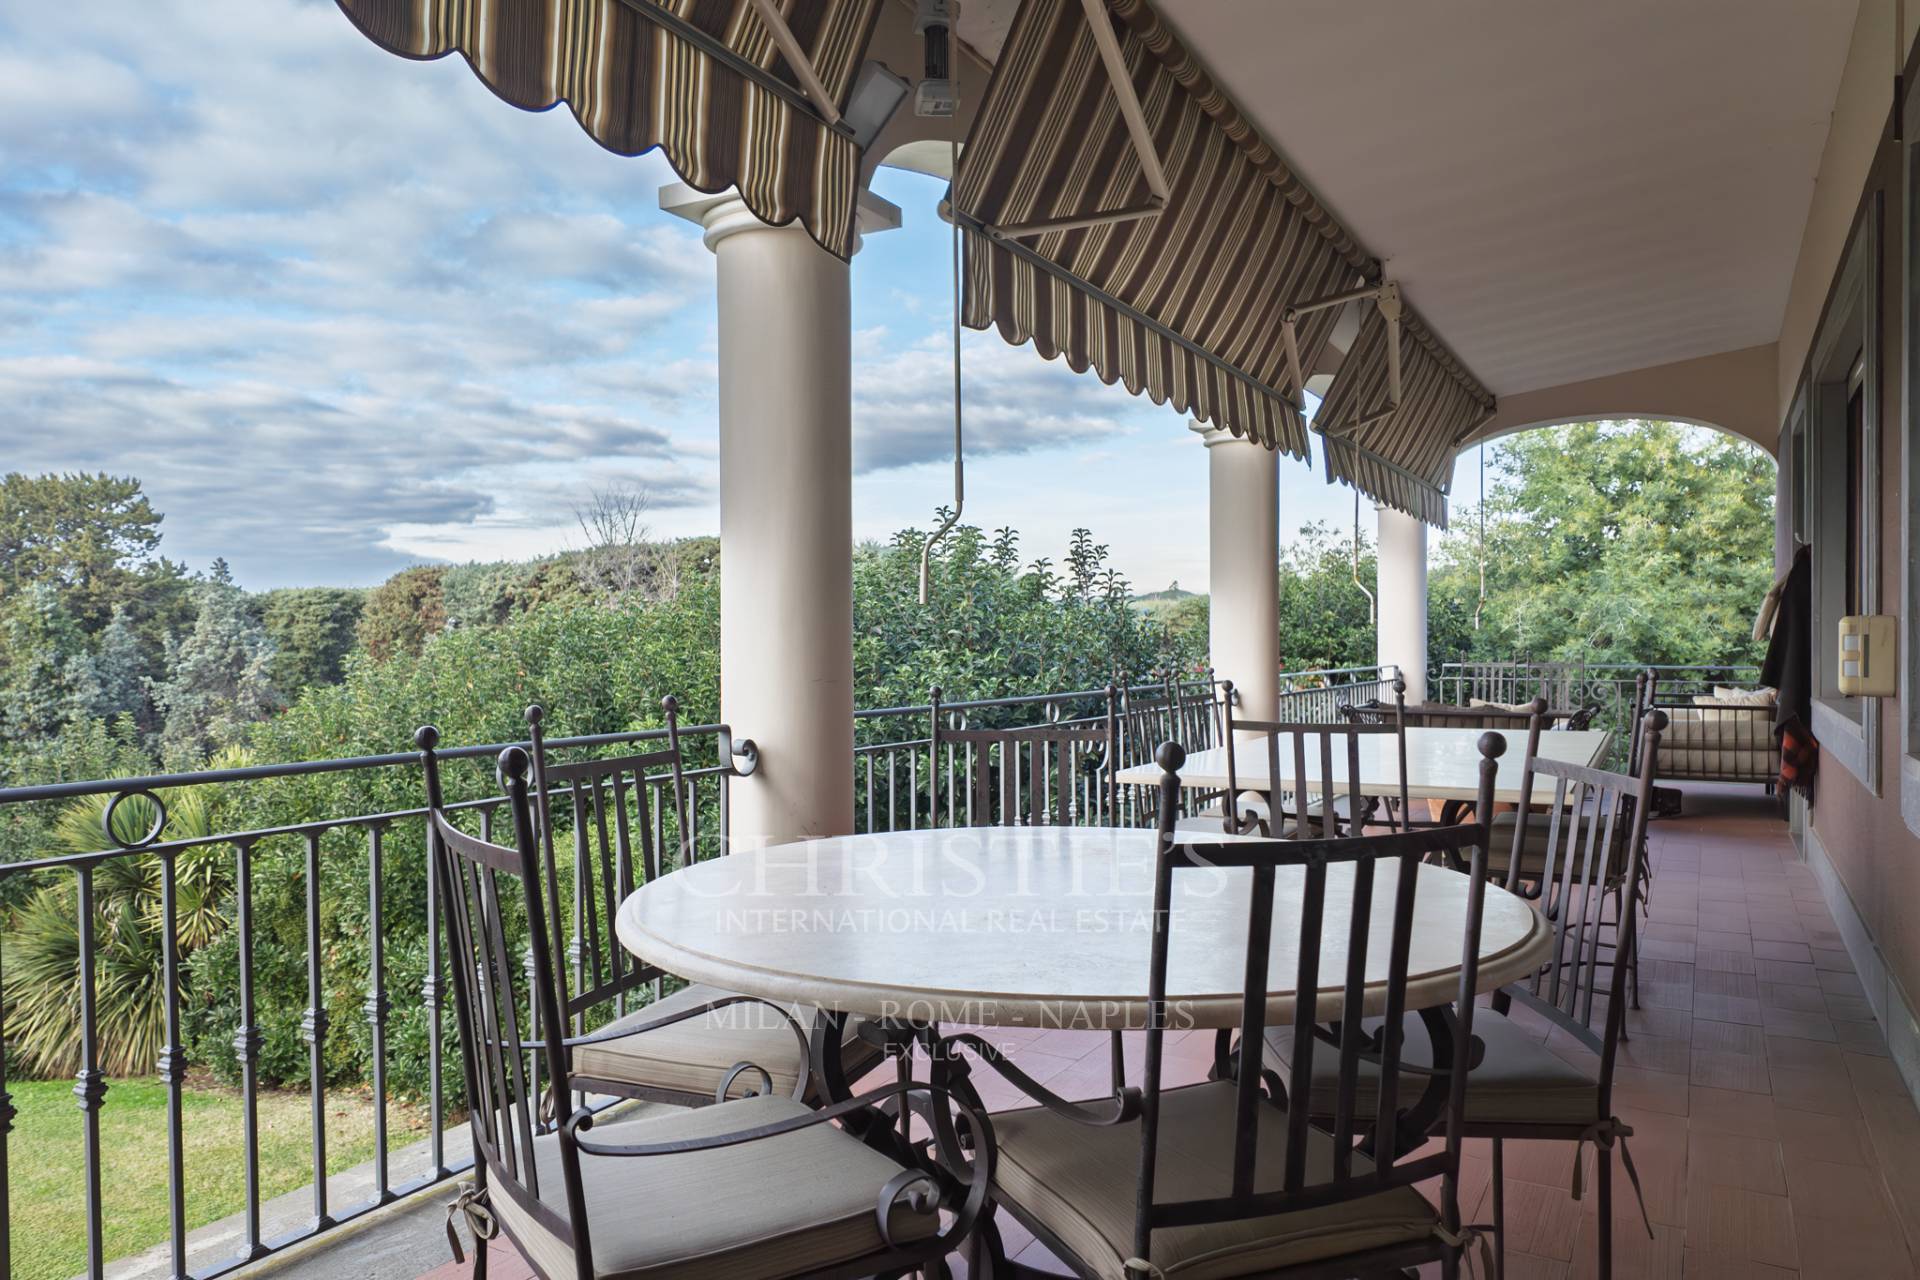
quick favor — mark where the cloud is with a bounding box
[0,0,722,588]
[852,331,1145,472]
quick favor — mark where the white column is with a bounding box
[1374,504,1429,703]
[663,184,900,848]
[1191,422,1278,722]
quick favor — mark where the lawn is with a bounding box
[5,1076,432,1280]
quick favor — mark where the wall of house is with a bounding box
[1774,5,1920,1096]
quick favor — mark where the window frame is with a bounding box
[1808,193,1880,791]
[1903,85,1920,830]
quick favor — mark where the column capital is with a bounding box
[1188,419,1266,450]
[659,183,902,254]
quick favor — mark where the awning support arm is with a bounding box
[615,0,854,136]
[988,0,1170,239]
[746,0,844,125]
[1282,280,1401,414]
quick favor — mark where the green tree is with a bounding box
[1275,522,1381,672]
[152,561,281,763]
[356,565,447,662]
[259,587,366,693]
[1430,421,1775,667]
[0,473,172,634]
[852,518,1182,718]
[0,583,91,743]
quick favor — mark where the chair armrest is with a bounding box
[938,1031,1141,1126]
[563,1079,995,1252]
[526,993,813,1102]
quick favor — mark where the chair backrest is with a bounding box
[1223,687,1410,837]
[1137,735,1504,1261]
[931,688,1119,826]
[1504,710,1666,1102]
[1402,700,1567,731]
[418,729,592,1270]
[525,699,688,1023]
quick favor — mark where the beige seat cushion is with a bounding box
[991,1079,1437,1278]
[1470,698,1535,713]
[573,983,883,1099]
[491,1093,940,1279]
[1261,1009,1600,1127]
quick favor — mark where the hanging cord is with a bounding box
[918,102,966,602]
[1351,488,1375,625]
[1472,441,1487,630]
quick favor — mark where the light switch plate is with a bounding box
[1838,615,1898,696]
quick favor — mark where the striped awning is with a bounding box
[335,0,882,260]
[1314,302,1495,527]
[950,0,1373,459]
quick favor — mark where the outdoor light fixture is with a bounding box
[845,60,910,148]
[915,0,958,117]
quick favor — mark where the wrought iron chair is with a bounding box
[1208,685,1410,838]
[929,687,1120,826]
[418,731,992,1280]
[524,700,884,1107]
[1263,712,1667,1280]
[961,738,1503,1279]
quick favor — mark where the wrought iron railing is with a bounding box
[0,719,748,1280]
[1274,664,1401,722]
[0,659,1416,1279]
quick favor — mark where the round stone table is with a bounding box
[615,826,1550,1032]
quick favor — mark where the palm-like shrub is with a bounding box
[3,785,228,1078]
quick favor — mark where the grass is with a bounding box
[4,1075,432,1280]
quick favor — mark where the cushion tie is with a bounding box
[444,1181,499,1263]
[1433,1221,1495,1278]
[1122,1257,1168,1278]
[1570,1118,1654,1239]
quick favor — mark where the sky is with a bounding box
[0,0,1494,593]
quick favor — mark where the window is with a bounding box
[1806,195,1878,788]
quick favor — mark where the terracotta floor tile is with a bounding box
[1497,1176,1585,1261]
[1767,1065,1863,1118]
[1760,981,1828,1013]
[1690,1183,1798,1269]
[1815,970,1867,1001]
[1624,1005,1697,1040]
[1695,948,1757,976]
[1809,946,1854,972]
[1764,1035,1846,1072]
[1786,1158,1901,1228]
[1689,1049,1771,1094]
[1760,1007,1837,1043]
[1753,939,1814,963]
[1567,1218,1684,1280]
[1692,1019,1767,1056]
[1774,1105,1875,1166]
[1689,1128,1786,1194]
[1794,1212,1918,1280]
[1834,1019,1891,1056]
[1750,919,1811,945]
[1845,1050,1912,1098]
[1755,958,1820,987]
[1612,1065,1693,1118]
[1823,992,1874,1022]
[1690,1083,1778,1138]
[1681,1250,1799,1279]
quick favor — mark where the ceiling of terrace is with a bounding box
[953,0,1860,398]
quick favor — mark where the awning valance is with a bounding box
[1314,303,1495,527]
[951,0,1371,459]
[336,0,882,260]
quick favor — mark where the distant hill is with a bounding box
[1131,581,1198,606]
